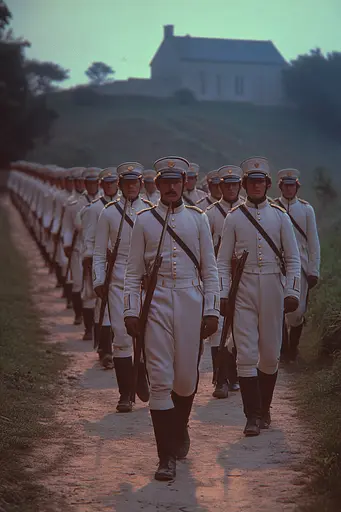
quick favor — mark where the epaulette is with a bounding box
[91,197,101,204]
[104,198,120,209]
[185,205,203,213]
[229,203,243,213]
[270,203,286,213]
[196,196,207,205]
[137,205,156,215]
[206,202,217,211]
[141,198,154,207]
[267,196,276,204]
[298,198,309,205]
[69,199,78,206]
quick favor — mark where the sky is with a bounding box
[7,0,341,87]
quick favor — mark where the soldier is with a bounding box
[217,157,301,436]
[124,156,220,481]
[93,162,152,413]
[196,169,222,209]
[206,166,244,398]
[141,169,160,204]
[183,162,207,205]
[275,169,320,361]
[82,167,120,367]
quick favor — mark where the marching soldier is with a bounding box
[93,163,152,413]
[206,166,244,398]
[141,169,160,204]
[218,157,301,436]
[275,169,320,361]
[183,162,207,205]
[124,156,220,481]
[196,170,222,209]
[82,167,120,367]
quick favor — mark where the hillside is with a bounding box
[28,91,341,200]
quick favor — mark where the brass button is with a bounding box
[258,244,261,248]
[173,247,177,250]
[259,257,262,261]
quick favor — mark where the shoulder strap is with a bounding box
[239,204,286,276]
[214,202,227,218]
[183,194,196,206]
[100,197,109,206]
[150,208,201,275]
[84,193,91,204]
[276,199,308,241]
[206,197,213,206]
[113,201,134,229]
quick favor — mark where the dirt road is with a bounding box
[8,199,308,512]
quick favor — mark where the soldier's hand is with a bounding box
[94,285,106,300]
[125,316,140,337]
[64,246,71,258]
[284,296,299,313]
[82,257,93,271]
[307,275,318,289]
[201,316,219,339]
[220,298,230,317]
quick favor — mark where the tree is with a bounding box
[85,61,114,85]
[313,166,337,208]
[25,59,69,94]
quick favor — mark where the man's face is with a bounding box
[102,180,118,197]
[280,182,297,200]
[208,182,222,200]
[185,176,197,191]
[144,180,157,194]
[245,178,268,200]
[156,178,183,204]
[120,178,141,200]
[74,178,85,193]
[85,180,99,196]
[65,179,74,193]
[220,181,240,202]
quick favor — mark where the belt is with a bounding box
[157,275,201,289]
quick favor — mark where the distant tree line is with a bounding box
[284,48,341,138]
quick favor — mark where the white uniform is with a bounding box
[140,189,160,205]
[183,187,207,205]
[93,195,152,358]
[217,199,301,377]
[196,194,217,210]
[275,196,320,327]
[124,202,220,410]
[206,197,244,347]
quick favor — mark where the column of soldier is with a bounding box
[8,156,320,482]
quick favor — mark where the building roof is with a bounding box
[169,36,286,66]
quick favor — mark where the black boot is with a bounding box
[82,308,94,341]
[55,264,63,288]
[258,370,278,429]
[98,326,113,369]
[289,323,304,361]
[280,320,290,363]
[64,283,73,309]
[227,349,240,391]
[171,391,195,459]
[71,292,83,325]
[150,409,176,481]
[113,357,133,413]
[136,361,150,403]
[239,376,261,437]
[211,347,229,399]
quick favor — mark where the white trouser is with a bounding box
[94,298,111,326]
[233,272,284,378]
[285,272,308,328]
[208,315,223,347]
[82,271,96,309]
[145,284,203,410]
[108,282,133,358]
[70,249,82,293]
[57,240,67,267]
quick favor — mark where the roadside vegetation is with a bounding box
[296,213,341,512]
[0,202,68,511]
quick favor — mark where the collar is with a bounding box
[220,197,240,209]
[279,195,298,206]
[103,193,118,202]
[245,198,269,209]
[120,194,139,206]
[158,199,185,214]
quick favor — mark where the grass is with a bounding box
[26,92,341,202]
[294,220,341,512]
[0,200,68,511]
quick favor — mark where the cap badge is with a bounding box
[287,171,293,176]
[228,169,232,174]
[127,165,134,171]
[168,161,175,168]
[254,162,259,168]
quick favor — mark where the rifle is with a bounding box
[213,249,249,385]
[132,203,172,401]
[95,198,129,347]
[50,206,66,272]
[65,229,78,283]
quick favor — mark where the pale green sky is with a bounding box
[7,0,341,87]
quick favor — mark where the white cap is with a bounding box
[218,165,243,183]
[99,167,118,182]
[240,156,270,179]
[154,156,189,179]
[277,168,300,184]
[117,162,144,180]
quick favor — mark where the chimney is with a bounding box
[164,25,174,39]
